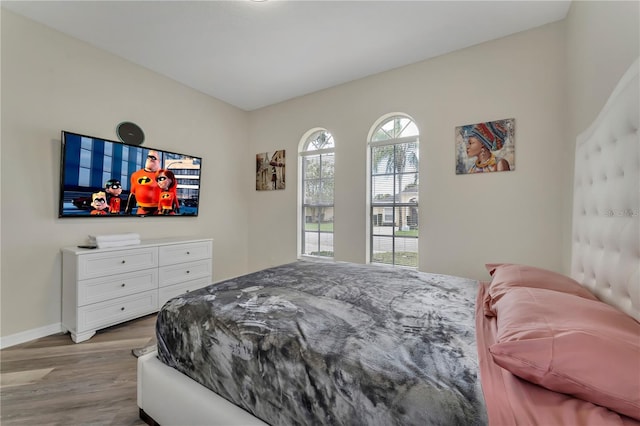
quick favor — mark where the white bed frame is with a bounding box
[138,58,639,425]
[570,57,639,322]
[137,349,267,425]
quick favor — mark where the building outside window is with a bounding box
[369,115,419,267]
[300,130,335,257]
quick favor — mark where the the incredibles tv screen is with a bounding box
[59,131,202,217]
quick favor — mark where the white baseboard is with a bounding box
[0,322,64,349]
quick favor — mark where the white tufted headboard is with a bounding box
[571,58,639,322]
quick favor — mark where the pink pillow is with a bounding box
[489,287,640,420]
[484,263,598,316]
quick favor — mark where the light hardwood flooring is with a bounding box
[1,314,157,425]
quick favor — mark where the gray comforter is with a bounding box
[156,260,487,426]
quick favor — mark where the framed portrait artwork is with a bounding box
[256,150,286,190]
[455,118,515,174]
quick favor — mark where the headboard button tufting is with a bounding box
[571,57,639,322]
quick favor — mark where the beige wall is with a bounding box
[2,1,638,343]
[247,2,638,281]
[248,21,570,280]
[0,10,251,339]
[566,1,640,138]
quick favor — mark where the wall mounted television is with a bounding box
[59,131,202,217]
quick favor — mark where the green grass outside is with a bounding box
[394,229,418,237]
[372,251,418,267]
[309,251,334,257]
[305,222,334,232]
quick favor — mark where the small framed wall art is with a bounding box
[455,118,515,174]
[256,150,286,190]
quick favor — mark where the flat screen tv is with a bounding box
[59,131,202,217]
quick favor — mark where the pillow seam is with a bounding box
[492,350,640,407]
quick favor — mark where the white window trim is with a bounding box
[366,113,419,268]
[298,128,335,259]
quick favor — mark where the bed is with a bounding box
[138,57,639,426]
[143,261,487,425]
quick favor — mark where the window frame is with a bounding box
[298,129,335,259]
[367,115,419,268]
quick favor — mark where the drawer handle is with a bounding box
[121,307,125,311]
[186,251,190,255]
[121,260,126,264]
[186,270,190,274]
[121,283,126,287]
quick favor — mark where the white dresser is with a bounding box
[62,237,213,343]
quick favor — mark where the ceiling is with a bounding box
[2,1,571,111]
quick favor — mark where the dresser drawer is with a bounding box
[62,238,212,343]
[158,276,212,308]
[78,247,158,280]
[78,269,158,306]
[159,241,212,266]
[77,291,158,333]
[159,259,211,288]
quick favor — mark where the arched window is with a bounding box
[368,115,419,267]
[299,129,335,258]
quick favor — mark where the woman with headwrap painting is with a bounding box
[465,121,511,173]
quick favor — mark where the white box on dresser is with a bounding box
[62,237,213,343]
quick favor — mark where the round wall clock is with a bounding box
[116,122,145,145]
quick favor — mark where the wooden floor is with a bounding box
[1,314,157,425]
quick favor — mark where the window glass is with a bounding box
[300,130,335,258]
[369,116,419,267]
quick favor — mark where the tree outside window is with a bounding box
[300,130,335,257]
[369,116,419,267]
